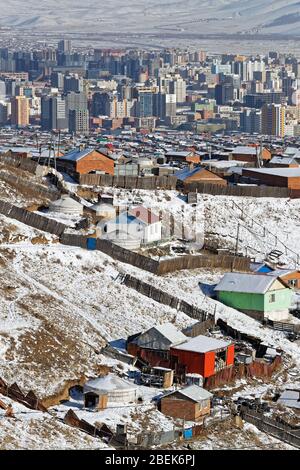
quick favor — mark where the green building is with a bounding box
[214,273,292,321]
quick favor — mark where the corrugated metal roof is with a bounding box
[173,335,230,353]
[60,147,95,162]
[175,167,204,181]
[214,273,281,294]
[178,385,213,402]
[154,323,187,346]
[165,151,193,157]
[232,146,257,155]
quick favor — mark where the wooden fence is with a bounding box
[241,406,300,449]
[264,319,300,334]
[0,152,39,174]
[204,356,282,390]
[63,409,114,442]
[121,273,214,323]
[0,377,47,412]
[0,200,67,236]
[79,174,177,190]
[186,184,291,198]
[157,253,250,274]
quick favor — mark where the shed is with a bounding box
[175,167,227,187]
[214,272,292,321]
[159,384,213,421]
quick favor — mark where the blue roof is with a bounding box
[175,167,204,181]
[60,148,95,162]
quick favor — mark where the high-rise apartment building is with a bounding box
[69,109,89,134]
[58,40,72,54]
[10,95,29,127]
[261,104,285,137]
[41,95,67,131]
[240,108,262,134]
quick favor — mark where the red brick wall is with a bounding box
[76,151,114,175]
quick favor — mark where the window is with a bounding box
[288,279,297,288]
[269,293,276,303]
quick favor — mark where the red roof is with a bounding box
[128,206,160,225]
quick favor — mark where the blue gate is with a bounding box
[87,238,97,250]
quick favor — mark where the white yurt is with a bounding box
[103,229,141,250]
[49,195,83,216]
[84,374,137,404]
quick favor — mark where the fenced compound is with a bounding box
[79,174,177,190]
[241,406,300,449]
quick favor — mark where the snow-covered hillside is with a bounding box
[1,0,300,36]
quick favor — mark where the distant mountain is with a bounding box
[1,0,300,36]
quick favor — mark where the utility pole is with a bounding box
[235,222,240,256]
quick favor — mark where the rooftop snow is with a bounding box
[243,168,300,178]
[172,335,230,353]
[153,322,187,346]
[214,272,282,294]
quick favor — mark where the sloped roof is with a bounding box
[153,323,187,346]
[214,272,284,294]
[172,335,230,353]
[60,148,95,162]
[162,385,212,402]
[60,147,114,162]
[175,167,205,181]
[128,205,160,225]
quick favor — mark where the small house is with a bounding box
[170,335,234,379]
[268,269,300,290]
[242,167,300,190]
[231,145,271,163]
[159,385,212,421]
[127,323,187,368]
[176,167,227,188]
[99,205,162,245]
[58,147,115,177]
[214,272,292,321]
